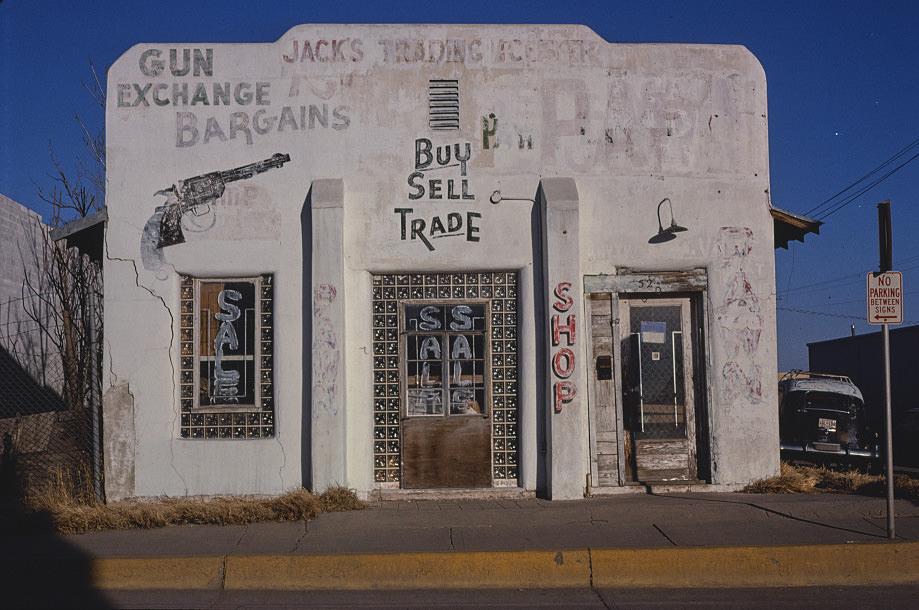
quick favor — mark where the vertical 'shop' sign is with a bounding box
[551,282,577,413]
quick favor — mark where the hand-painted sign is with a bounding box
[550,282,577,413]
[396,137,479,251]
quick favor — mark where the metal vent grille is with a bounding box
[429,79,459,131]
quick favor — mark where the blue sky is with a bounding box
[2,0,918,371]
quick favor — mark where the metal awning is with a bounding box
[50,208,107,263]
[770,206,821,250]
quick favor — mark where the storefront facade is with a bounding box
[103,25,779,501]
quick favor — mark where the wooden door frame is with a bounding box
[618,295,696,481]
[584,269,713,487]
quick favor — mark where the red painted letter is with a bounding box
[552,348,576,378]
[553,381,577,413]
[553,282,573,312]
[551,313,576,346]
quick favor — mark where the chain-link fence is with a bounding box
[0,297,102,504]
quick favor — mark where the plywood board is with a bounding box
[402,417,491,489]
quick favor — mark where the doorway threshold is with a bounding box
[371,487,535,501]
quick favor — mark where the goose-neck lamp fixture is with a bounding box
[648,197,688,244]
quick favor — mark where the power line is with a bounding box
[778,306,919,326]
[778,306,863,320]
[805,137,919,220]
[779,253,919,299]
[790,287,919,308]
[817,151,919,220]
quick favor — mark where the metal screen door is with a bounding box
[620,297,697,481]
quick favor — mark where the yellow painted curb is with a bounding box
[591,542,919,588]
[226,550,591,590]
[9,542,916,591]
[89,556,224,590]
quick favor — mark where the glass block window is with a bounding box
[180,274,274,439]
[372,272,519,485]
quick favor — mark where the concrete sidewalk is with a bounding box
[2,492,918,591]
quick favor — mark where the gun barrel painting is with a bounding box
[141,153,290,273]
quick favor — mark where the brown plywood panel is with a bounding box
[636,438,688,455]
[402,417,491,489]
[635,467,690,482]
[635,451,688,470]
[634,438,689,481]
[597,453,618,485]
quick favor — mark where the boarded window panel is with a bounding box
[199,282,256,355]
[402,418,491,489]
[634,438,690,482]
[180,274,275,440]
[199,281,257,407]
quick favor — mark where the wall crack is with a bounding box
[106,234,186,493]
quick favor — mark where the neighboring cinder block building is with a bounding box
[103,24,779,501]
[0,193,55,390]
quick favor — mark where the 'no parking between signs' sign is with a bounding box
[867,271,903,325]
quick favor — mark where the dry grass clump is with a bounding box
[9,478,366,535]
[744,462,919,504]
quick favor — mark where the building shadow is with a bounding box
[300,187,313,491]
[0,345,66,416]
[0,340,111,608]
[0,447,114,609]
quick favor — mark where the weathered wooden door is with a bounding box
[401,303,492,488]
[619,297,697,482]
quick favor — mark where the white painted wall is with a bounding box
[104,24,777,500]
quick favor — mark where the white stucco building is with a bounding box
[103,24,780,501]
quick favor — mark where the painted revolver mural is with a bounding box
[141,153,290,271]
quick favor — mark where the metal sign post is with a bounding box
[867,271,900,540]
[869,201,897,539]
[883,322,894,540]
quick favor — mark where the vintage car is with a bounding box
[778,371,880,465]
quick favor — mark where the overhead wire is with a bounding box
[778,307,919,326]
[779,138,919,325]
[804,137,919,221]
[779,253,919,302]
